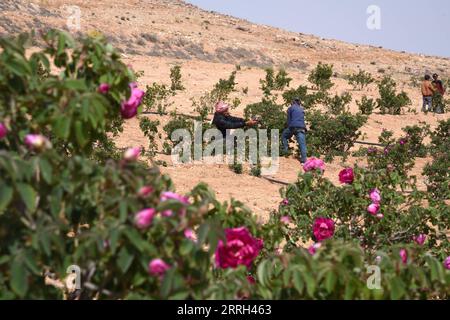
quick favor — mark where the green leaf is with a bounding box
[390,277,406,300]
[74,120,87,147]
[16,183,37,212]
[117,247,134,274]
[324,271,337,293]
[23,251,40,275]
[109,228,120,254]
[160,268,175,298]
[257,259,271,287]
[344,280,356,300]
[39,158,53,184]
[53,116,71,140]
[65,79,87,91]
[292,269,304,293]
[0,185,13,214]
[124,229,144,251]
[303,273,316,298]
[179,240,194,256]
[169,290,189,300]
[10,259,28,298]
[119,201,127,223]
[39,231,51,256]
[197,222,210,245]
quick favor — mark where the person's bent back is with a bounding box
[287,100,306,129]
[212,101,257,137]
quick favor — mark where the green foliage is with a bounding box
[162,112,194,154]
[142,82,174,115]
[357,96,376,115]
[229,162,243,174]
[139,117,161,156]
[250,163,262,177]
[376,76,411,115]
[170,65,185,92]
[244,100,286,132]
[307,111,367,161]
[279,167,449,254]
[192,71,239,119]
[324,92,352,115]
[282,85,326,109]
[141,66,184,115]
[423,119,450,200]
[431,91,448,113]
[366,129,415,177]
[1,31,449,301]
[402,122,430,158]
[0,31,133,159]
[347,70,374,90]
[308,62,334,92]
[250,241,449,300]
[259,68,292,97]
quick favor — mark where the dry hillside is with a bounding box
[1,0,449,218]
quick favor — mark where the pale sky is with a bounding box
[186,0,449,58]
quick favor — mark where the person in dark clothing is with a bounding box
[432,74,446,113]
[432,73,446,95]
[212,101,257,137]
[281,98,307,163]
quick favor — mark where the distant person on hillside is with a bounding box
[421,74,435,113]
[432,73,446,113]
[281,98,307,164]
[212,101,258,138]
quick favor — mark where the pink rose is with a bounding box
[247,275,256,285]
[24,134,51,151]
[148,258,170,277]
[161,210,174,217]
[0,123,7,139]
[160,191,190,216]
[134,208,156,229]
[120,83,145,119]
[123,147,141,161]
[98,83,110,94]
[414,234,426,245]
[138,186,154,198]
[369,188,381,204]
[444,256,450,270]
[184,228,195,241]
[280,216,291,225]
[303,157,325,172]
[281,198,289,206]
[215,227,263,269]
[308,242,322,255]
[312,217,335,242]
[376,213,384,219]
[160,191,189,204]
[399,249,408,264]
[338,168,354,184]
[367,203,380,215]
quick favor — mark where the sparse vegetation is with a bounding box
[356,96,376,115]
[308,62,334,91]
[346,70,374,90]
[325,92,352,115]
[376,76,411,115]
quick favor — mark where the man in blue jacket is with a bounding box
[282,98,307,163]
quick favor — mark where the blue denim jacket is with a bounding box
[287,103,306,128]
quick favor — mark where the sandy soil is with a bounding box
[4,0,449,218]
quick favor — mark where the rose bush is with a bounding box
[0,31,448,300]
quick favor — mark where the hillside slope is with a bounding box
[2,0,449,217]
